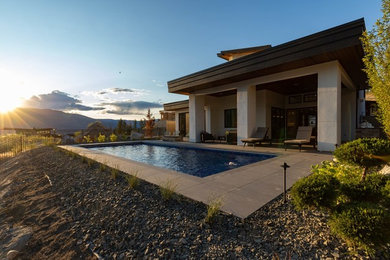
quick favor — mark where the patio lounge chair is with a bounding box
[241,127,269,147]
[162,131,182,142]
[284,126,314,151]
[200,131,215,143]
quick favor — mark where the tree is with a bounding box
[144,108,155,137]
[361,0,390,137]
[140,119,146,130]
[125,123,132,135]
[133,119,137,131]
[116,118,127,135]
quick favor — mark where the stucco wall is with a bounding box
[341,88,357,142]
[205,94,236,136]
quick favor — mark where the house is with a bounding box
[165,18,368,152]
[355,91,383,138]
[161,100,189,136]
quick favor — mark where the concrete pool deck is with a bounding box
[60,141,332,219]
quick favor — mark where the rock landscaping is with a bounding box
[0,146,383,259]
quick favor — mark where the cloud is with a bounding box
[152,79,166,88]
[101,100,162,115]
[110,88,133,93]
[23,90,104,111]
[96,88,134,95]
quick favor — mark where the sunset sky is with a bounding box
[0,0,383,119]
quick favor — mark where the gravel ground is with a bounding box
[0,146,386,259]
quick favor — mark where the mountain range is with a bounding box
[0,108,133,131]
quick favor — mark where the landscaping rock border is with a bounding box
[1,147,387,259]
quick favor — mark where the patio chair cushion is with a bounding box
[284,139,310,144]
[241,138,263,143]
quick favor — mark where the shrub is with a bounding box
[329,202,390,254]
[110,133,118,142]
[334,138,390,180]
[205,197,223,224]
[382,180,390,207]
[97,134,106,143]
[311,161,361,183]
[125,170,140,189]
[340,173,390,203]
[160,180,177,201]
[291,173,339,211]
[84,135,93,143]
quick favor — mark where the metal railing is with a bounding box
[0,134,58,159]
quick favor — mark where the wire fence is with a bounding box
[0,134,60,159]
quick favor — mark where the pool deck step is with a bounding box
[60,141,332,219]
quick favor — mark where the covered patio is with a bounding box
[167,19,368,152]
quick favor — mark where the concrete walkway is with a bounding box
[60,141,332,219]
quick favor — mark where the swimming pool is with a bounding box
[88,142,275,178]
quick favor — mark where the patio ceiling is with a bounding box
[256,74,317,95]
[168,18,367,95]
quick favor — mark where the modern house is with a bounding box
[165,18,368,151]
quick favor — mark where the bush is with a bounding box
[329,202,390,253]
[110,133,118,142]
[334,138,390,180]
[84,135,93,143]
[382,180,390,207]
[97,134,106,143]
[291,173,339,211]
[340,174,390,203]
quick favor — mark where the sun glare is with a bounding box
[0,94,21,113]
[0,68,35,113]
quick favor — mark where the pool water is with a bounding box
[89,143,275,178]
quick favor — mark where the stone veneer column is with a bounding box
[189,94,205,142]
[317,62,341,151]
[237,85,256,145]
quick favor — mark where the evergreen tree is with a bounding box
[116,118,127,135]
[125,122,132,135]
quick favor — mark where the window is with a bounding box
[303,93,317,102]
[224,109,237,128]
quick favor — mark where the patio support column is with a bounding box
[237,85,256,145]
[189,94,205,142]
[205,105,211,133]
[317,62,341,151]
[174,112,180,134]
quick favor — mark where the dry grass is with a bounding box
[111,165,120,180]
[0,134,59,158]
[205,197,223,224]
[125,170,140,189]
[160,179,177,201]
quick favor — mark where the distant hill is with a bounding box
[0,108,129,131]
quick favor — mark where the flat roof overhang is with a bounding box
[168,18,368,95]
[163,100,189,111]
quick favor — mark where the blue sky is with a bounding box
[0,0,383,119]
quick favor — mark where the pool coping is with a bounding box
[60,140,332,219]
